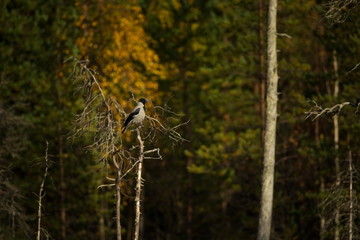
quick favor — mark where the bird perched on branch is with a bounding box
[122,98,149,133]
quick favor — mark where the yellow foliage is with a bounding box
[76,1,166,107]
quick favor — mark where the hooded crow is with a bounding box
[121,98,149,133]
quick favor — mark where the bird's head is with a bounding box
[138,98,150,105]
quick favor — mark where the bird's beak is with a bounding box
[146,99,150,102]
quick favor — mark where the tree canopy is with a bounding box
[1,0,360,239]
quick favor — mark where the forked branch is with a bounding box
[323,0,360,23]
[305,99,360,121]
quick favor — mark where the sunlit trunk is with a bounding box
[134,128,144,240]
[257,0,278,239]
[332,50,340,240]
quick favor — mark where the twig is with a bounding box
[68,58,127,240]
[144,148,162,160]
[119,160,141,181]
[36,141,50,240]
[277,33,292,39]
[323,0,360,23]
[97,184,116,189]
[305,100,353,121]
[347,62,360,74]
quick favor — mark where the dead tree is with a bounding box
[133,128,161,240]
[36,141,51,240]
[0,101,29,239]
[257,0,279,239]
[68,58,186,240]
[333,50,341,240]
[69,58,129,240]
[320,151,359,240]
[132,103,187,240]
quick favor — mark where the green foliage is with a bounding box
[1,0,360,239]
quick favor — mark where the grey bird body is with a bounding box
[122,98,148,133]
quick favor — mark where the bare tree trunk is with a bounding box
[333,50,340,240]
[116,168,122,240]
[257,0,278,239]
[37,142,49,240]
[134,128,144,240]
[258,0,266,144]
[316,119,326,240]
[348,150,353,240]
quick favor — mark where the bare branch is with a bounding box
[347,62,360,74]
[143,148,162,160]
[146,115,189,143]
[277,33,292,39]
[97,184,116,189]
[320,152,360,239]
[323,0,360,23]
[305,100,353,121]
[67,58,188,240]
[68,58,128,240]
[37,141,50,240]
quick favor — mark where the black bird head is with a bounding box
[138,98,149,105]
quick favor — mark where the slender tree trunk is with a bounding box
[333,50,340,240]
[348,150,353,240]
[134,128,144,240]
[257,0,278,239]
[181,66,193,240]
[316,118,326,240]
[258,0,266,144]
[57,125,67,240]
[37,142,49,240]
[116,168,122,240]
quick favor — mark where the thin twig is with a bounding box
[36,141,50,240]
[305,100,352,121]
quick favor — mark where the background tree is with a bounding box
[1,0,360,239]
[257,0,279,239]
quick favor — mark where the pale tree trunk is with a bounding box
[134,128,144,240]
[37,142,49,240]
[348,151,353,240]
[316,119,326,240]
[116,167,122,240]
[57,126,67,240]
[257,0,278,239]
[333,50,340,240]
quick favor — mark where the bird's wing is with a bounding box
[122,108,140,132]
